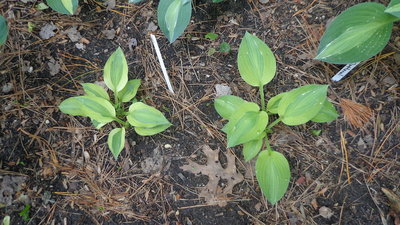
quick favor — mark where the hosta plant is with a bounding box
[0,15,8,45]
[158,0,192,43]
[59,47,171,160]
[46,0,78,15]
[315,0,400,64]
[215,32,339,204]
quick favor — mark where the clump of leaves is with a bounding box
[59,47,171,160]
[0,15,8,45]
[46,0,78,15]
[315,0,400,64]
[215,32,339,204]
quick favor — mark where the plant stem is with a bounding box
[266,118,282,131]
[113,117,129,127]
[259,85,265,111]
[264,138,273,154]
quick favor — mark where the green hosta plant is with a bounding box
[158,0,192,43]
[0,15,8,45]
[315,0,400,64]
[215,32,338,204]
[46,0,78,15]
[59,47,171,159]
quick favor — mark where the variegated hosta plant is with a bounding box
[214,32,339,205]
[59,47,171,160]
[315,0,400,64]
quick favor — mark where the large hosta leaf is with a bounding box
[227,111,268,148]
[278,85,328,126]
[103,47,128,94]
[315,2,397,64]
[46,0,78,15]
[256,150,290,205]
[108,128,125,160]
[214,95,246,120]
[59,96,116,123]
[238,32,276,87]
[127,102,171,129]
[158,0,192,43]
[0,15,8,45]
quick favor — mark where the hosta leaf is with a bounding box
[316,2,397,64]
[46,0,78,15]
[214,95,246,120]
[267,92,287,114]
[227,111,268,148]
[243,132,266,161]
[59,97,87,117]
[278,85,328,126]
[91,119,106,129]
[0,15,8,45]
[311,99,339,123]
[82,83,110,100]
[221,101,260,134]
[238,32,276,87]
[108,128,125,160]
[59,96,116,123]
[158,0,192,43]
[134,123,171,136]
[127,102,171,128]
[103,47,128,94]
[385,0,400,17]
[256,150,290,205]
[117,79,141,102]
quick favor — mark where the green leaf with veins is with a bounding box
[108,127,125,160]
[243,132,266,161]
[103,47,128,94]
[278,85,328,126]
[214,95,246,120]
[227,111,268,147]
[82,83,110,100]
[256,150,290,205]
[238,32,276,87]
[117,79,141,102]
[221,101,259,134]
[315,2,397,64]
[127,102,171,128]
[311,99,339,123]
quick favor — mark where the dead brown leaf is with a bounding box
[180,145,244,207]
[339,98,373,128]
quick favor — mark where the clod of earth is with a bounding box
[0,176,27,207]
[180,145,244,207]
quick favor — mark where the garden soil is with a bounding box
[0,0,399,224]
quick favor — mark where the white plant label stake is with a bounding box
[331,62,360,82]
[150,34,175,94]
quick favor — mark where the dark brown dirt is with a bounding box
[1,0,399,224]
